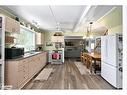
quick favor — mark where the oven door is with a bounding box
[52,53,61,60]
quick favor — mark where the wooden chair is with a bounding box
[94,60,101,73]
[83,53,88,66]
[89,58,101,74]
[87,56,93,73]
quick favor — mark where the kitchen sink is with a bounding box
[25,51,41,56]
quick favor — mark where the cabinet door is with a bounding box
[31,56,37,74]
[17,60,25,87]
[51,36,57,42]
[51,36,64,42]
[5,16,20,33]
[36,32,42,45]
[41,33,44,45]
[22,59,29,81]
[14,21,20,33]
[5,61,19,89]
[28,57,33,78]
[23,66,29,81]
[41,52,47,67]
[5,16,13,32]
[57,36,64,42]
[17,69,24,88]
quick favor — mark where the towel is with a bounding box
[52,53,61,59]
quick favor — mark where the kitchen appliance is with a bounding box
[101,34,122,89]
[5,48,24,59]
[48,50,64,64]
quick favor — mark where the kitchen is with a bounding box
[0,5,123,89]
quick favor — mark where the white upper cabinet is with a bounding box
[35,32,44,45]
[51,36,64,42]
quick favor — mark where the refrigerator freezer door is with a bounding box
[107,36,117,67]
[101,62,117,88]
[101,36,117,66]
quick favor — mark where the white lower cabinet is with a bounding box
[5,52,47,89]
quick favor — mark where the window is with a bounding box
[14,26,35,52]
[91,43,95,49]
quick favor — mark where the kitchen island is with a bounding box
[5,51,47,89]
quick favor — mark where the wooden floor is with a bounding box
[23,59,115,89]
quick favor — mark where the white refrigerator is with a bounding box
[101,34,122,89]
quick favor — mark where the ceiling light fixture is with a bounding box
[86,21,93,39]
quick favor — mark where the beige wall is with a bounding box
[43,31,80,50]
[43,31,87,50]
[75,6,122,36]
[97,7,122,35]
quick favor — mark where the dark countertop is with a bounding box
[5,51,47,61]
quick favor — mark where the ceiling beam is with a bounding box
[73,5,92,32]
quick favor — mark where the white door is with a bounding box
[107,35,117,67]
[101,62,117,88]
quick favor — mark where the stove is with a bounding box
[48,50,64,64]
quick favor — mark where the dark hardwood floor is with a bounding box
[23,59,115,89]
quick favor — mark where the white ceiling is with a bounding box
[1,6,85,31]
[0,5,120,32]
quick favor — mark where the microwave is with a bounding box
[5,48,24,59]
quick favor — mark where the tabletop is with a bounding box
[84,52,101,60]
